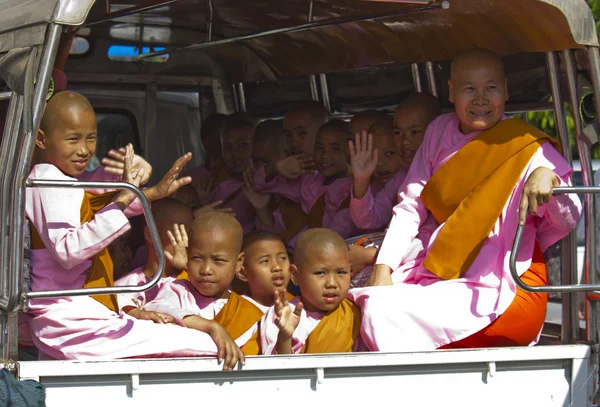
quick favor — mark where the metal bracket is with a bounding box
[131,374,140,392]
[314,367,324,387]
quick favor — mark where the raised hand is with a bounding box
[242,169,271,210]
[164,224,188,271]
[145,153,193,202]
[208,322,246,371]
[519,167,561,225]
[274,154,315,179]
[102,144,153,186]
[192,175,215,206]
[113,144,144,209]
[349,131,379,183]
[193,200,236,218]
[274,289,303,341]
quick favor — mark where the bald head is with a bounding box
[40,91,95,134]
[450,49,505,81]
[368,114,393,136]
[286,100,329,125]
[295,228,348,269]
[190,212,243,253]
[147,197,194,245]
[252,119,287,166]
[351,110,386,135]
[398,92,442,124]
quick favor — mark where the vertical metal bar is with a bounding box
[307,0,320,102]
[425,62,438,97]
[319,73,331,114]
[587,47,600,134]
[237,83,247,113]
[411,63,423,92]
[547,51,578,343]
[211,79,229,114]
[206,0,213,42]
[231,84,240,113]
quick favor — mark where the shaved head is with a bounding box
[368,114,393,136]
[398,92,442,124]
[294,228,348,269]
[40,91,95,134]
[147,197,194,244]
[190,212,243,253]
[450,48,505,81]
[351,110,386,134]
[286,100,329,125]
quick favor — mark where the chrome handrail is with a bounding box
[23,179,165,299]
[510,186,600,293]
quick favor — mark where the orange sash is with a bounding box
[302,298,361,354]
[175,270,189,280]
[30,191,119,312]
[306,193,351,229]
[420,118,560,280]
[213,291,264,356]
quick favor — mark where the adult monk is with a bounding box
[349,49,582,351]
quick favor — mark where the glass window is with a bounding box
[107,44,169,63]
[86,110,140,172]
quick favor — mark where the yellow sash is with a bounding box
[213,291,265,356]
[302,298,361,354]
[420,118,560,280]
[175,270,189,280]
[30,191,119,312]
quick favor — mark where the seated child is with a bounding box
[195,115,257,233]
[186,113,228,179]
[247,120,307,251]
[348,109,385,164]
[284,100,329,156]
[350,92,441,232]
[107,230,133,281]
[261,228,362,354]
[26,91,223,360]
[115,197,194,322]
[145,212,263,363]
[254,120,359,239]
[233,231,293,312]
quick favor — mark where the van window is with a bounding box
[87,109,140,171]
[107,45,169,63]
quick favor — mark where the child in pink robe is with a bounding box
[146,212,259,366]
[115,197,194,320]
[25,91,221,360]
[261,229,363,354]
[350,93,441,232]
[233,231,293,313]
[349,50,582,352]
[254,120,359,239]
[185,113,228,180]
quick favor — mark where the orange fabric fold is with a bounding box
[31,191,120,312]
[439,242,548,348]
[213,291,264,355]
[279,197,309,244]
[302,299,361,354]
[420,118,559,280]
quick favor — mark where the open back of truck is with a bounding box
[2,0,600,406]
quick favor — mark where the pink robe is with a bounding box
[25,164,219,360]
[114,267,175,311]
[145,280,258,347]
[254,168,359,239]
[261,297,365,354]
[350,167,409,232]
[349,113,582,352]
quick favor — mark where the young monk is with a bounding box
[350,92,441,232]
[233,231,293,312]
[196,116,257,233]
[145,212,263,362]
[349,49,582,351]
[261,228,361,354]
[284,100,329,156]
[107,231,133,281]
[254,120,360,239]
[186,113,228,180]
[114,197,193,322]
[26,91,225,360]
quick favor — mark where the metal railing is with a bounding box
[23,179,166,299]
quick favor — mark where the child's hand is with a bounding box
[348,246,377,276]
[145,153,193,202]
[242,169,271,210]
[114,145,145,210]
[164,224,188,271]
[349,131,378,183]
[192,174,215,206]
[129,308,174,324]
[208,322,246,371]
[102,144,153,186]
[193,201,236,218]
[274,289,303,340]
[274,154,315,179]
